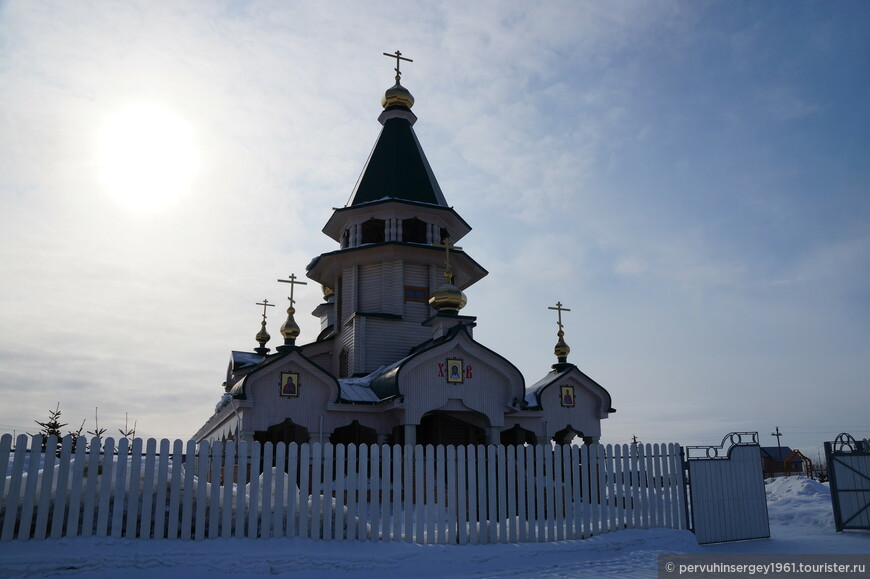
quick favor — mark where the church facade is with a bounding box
[193,59,614,448]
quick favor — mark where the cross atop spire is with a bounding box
[548,301,571,332]
[254,298,275,355]
[256,298,275,322]
[433,237,462,281]
[383,50,413,82]
[548,301,572,367]
[277,273,308,307]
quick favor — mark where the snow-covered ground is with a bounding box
[1,477,867,578]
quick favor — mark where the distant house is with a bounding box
[760,446,811,478]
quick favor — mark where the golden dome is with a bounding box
[256,321,270,347]
[429,283,467,313]
[381,82,415,109]
[554,330,571,360]
[280,306,301,341]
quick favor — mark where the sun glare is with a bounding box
[98,104,199,211]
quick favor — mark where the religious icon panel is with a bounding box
[280,372,299,397]
[446,359,464,384]
[560,385,575,407]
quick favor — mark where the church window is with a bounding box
[404,285,428,303]
[360,218,385,244]
[340,229,350,248]
[402,218,427,243]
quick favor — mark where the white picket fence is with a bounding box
[0,434,687,543]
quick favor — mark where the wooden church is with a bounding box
[193,54,614,448]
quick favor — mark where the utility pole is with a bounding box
[771,426,784,476]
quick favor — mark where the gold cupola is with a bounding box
[276,273,307,353]
[254,298,274,356]
[548,301,572,367]
[429,237,467,314]
[381,50,415,109]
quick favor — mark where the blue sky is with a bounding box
[0,1,867,459]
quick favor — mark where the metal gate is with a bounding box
[825,433,870,531]
[685,432,770,544]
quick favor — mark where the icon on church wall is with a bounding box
[446,359,463,383]
[280,372,299,397]
[560,385,575,407]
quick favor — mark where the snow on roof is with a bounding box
[338,366,389,403]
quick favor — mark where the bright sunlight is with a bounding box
[98,103,199,211]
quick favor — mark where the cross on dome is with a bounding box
[277,273,308,307]
[383,50,413,82]
[256,298,275,322]
[433,237,462,280]
[548,301,571,332]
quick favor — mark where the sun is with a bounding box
[98,103,199,211]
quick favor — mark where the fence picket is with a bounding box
[154,439,172,539]
[274,441,287,539]
[94,437,116,537]
[496,445,507,543]
[0,435,11,517]
[50,436,73,539]
[208,441,223,539]
[354,443,366,541]
[423,445,434,543]
[322,442,334,541]
[477,445,489,544]
[110,437,130,538]
[335,443,346,541]
[345,444,360,541]
[455,445,467,545]
[2,435,27,540]
[195,440,210,540]
[439,445,450,545]
[487,445,498,543]
[310,443,322,540]
[139,438,156,539]
[126,438,143,538]
[285,442,297,539]
[261,442,273,539]
[403,445,413,542]
[391,444,402,541]
[298,443,310,539]
[34,435,58,540]
[367,444,380,541]
[506,445,516,543]
[248,440,261,538]
[414,444,424,543]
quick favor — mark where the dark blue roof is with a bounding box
[347,116,447,207]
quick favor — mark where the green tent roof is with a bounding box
[347,115,447,207]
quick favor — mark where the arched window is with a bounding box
[402,218,427,243]
[339,348,349,378]
[360,219,385,244]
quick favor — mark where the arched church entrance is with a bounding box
[255,418,310,445]
[553,425,583,445]
[500,424,537,446]
[417,411,486,447]
[330,420,378,446]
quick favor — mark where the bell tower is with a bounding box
[306,52,487,377]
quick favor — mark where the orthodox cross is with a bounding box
[277,273,308,307]
[383,50,412,81]
[548,301,571,332]
[433,237,462,279]
[256,298,275,322]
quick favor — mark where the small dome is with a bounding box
[429,283,467,313]
[381,82,415,109]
